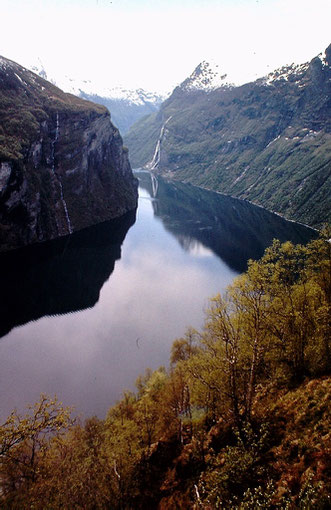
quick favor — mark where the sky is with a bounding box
[1,0,330,94]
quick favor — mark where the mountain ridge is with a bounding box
[124,45,331,228]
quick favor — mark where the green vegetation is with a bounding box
[0,57,106,162]
[124,48,331,228]
[0,233,330,508]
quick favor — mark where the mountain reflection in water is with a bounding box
[0,210,136,339]
[0,171,317,420]
[137,170,317,273]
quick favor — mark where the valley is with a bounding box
[0,11,330,505]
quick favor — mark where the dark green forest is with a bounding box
[0,234,330,509]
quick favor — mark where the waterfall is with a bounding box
[51,113,73,234]
[150,139,161,170]
[148,115,173,170]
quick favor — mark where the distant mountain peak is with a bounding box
[181,60,233,92]
[53,76,166,106]
[23,59,166,106]
[19,59,166,134]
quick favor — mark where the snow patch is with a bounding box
[259,61,310,86]
[181,60,233,92]
[0,56,9,70]
[14,73,23,83]
[233,166,249,186]
[266,135,281,148]
[318,49,327,65]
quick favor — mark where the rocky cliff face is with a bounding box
[0,56,138,251]
[125,46,331,228]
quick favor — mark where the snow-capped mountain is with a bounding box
[257,50,328,86]
[25,59,166,134]
[125,44,331,228]
[79,88,165,135]
[179,50,329,93]
[180,60,233,92]
[51,73,165,107]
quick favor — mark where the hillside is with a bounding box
[0,56,138,251]
[124,46,331,228]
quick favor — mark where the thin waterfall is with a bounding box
[148,115,173,170]
[51,113,73,234]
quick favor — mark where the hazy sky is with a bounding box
[1,0,330,93]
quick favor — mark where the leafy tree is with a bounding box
[0,394,73,507]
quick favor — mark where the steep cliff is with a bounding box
[0,56,138,251]
[125,46,331,228]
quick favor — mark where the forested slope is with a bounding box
[1,233,330,508]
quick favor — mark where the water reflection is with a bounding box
[0,210,136,339]
[137,170,317,272]
[0,172,317,420]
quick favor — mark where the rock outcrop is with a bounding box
[0,56,138,251]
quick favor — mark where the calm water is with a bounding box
[0,171,317,420]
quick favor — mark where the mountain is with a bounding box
[180,60,233,92]
[124,46,331,228]
[79,89,164,135]
[0,55,138,251]
[27,60,165,135]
